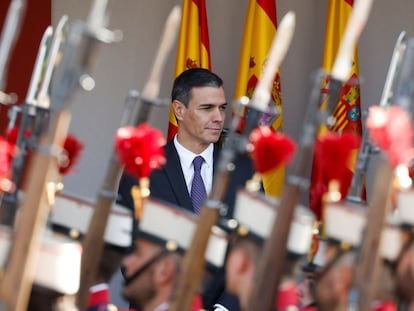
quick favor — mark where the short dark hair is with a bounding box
[171,68,223,107]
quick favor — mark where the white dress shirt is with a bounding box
[153,302,169,311]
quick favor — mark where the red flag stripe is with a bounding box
[194,0,211,67]
[167,124,178,141]
[257,0,277,28]
[345,0,354,7]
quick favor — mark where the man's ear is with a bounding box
[227,248,250,274]
[172,100,185,121]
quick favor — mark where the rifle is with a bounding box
[168,11,296,311]
[0,16,68,227]
[0,0,26,105]
[249,1,374,310]
[0,1,116,309]
[347,30,407,205]
[352,157,394,311]
[353,32,413,311]
[321,31,410,311]
[76,6,181,310]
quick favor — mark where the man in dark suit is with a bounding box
[118,68,255,218]
[118,68,256,310]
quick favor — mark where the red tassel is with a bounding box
[59,134,84,175]
[366,105,413,167]
[249,126,296,174]
[309,179,327,221]
[115,123,166,178]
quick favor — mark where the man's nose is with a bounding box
[121,253,133,269]
[212,107,224,122]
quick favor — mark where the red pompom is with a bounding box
[366,105,413,167]
[371,301,396,311]
[315,132,361,183]
[0,136,17,191]
[249,126,296,174]
[115,123,166,178]
[310,132,360,219]
[5,127,31,144]
[59,134,84,175]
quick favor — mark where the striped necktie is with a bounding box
[191,156,207,214]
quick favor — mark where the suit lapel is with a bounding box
[213,143,220,177]
[163,141,193,211]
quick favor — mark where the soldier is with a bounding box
[220,189,315,311]
[0,224,82,311]
[50,194,135,311]
[27,230,82,311]
[316,203,402,311]
[121,198,228,311]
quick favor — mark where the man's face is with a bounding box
[225,248,240,295]
[174,86,227,152]
[224,246,256,310]
[315,252,354,310]
[122,239,161,307]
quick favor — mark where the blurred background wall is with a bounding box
[48,0,414,203]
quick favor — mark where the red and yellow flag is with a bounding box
[234,0,284,198]
[309,0,363,220]
[167,0,211,141]
[321,0,362,136]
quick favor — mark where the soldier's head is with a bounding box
[121,198,228,310]
[222,190,315,310]
[50,194,134,285]
[0,210,82,311]
[29,230,82,311]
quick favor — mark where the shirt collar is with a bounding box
[173,136,214,169]
[153,302,169,311]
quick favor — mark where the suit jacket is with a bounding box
[118,139,256,218]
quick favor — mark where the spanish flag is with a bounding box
[234,0,284,198]
[167,0,211,141]
[309,0,363,219]
[322,0,362,136]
